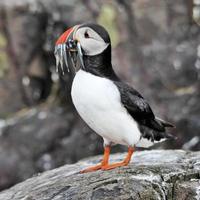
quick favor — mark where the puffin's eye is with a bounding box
[84,31,90,38]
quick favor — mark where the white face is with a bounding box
[74,27,109,56]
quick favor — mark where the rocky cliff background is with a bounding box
[0,0,199,191]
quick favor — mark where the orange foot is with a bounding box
[101,162,128,170]
[80,164,102,173]
[80,146,134,173]
[80,146,110,173]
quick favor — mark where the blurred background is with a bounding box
[0,0,199,191]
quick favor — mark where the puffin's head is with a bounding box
[54,23,110,74]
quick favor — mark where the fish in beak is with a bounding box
[54,25,85,75]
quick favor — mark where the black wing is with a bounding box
[114,81,174,141]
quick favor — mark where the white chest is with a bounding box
[71,70,141,146]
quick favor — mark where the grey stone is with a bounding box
[0,107,105,190]
[0,150,199,200]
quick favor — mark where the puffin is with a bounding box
[54,23,175,173]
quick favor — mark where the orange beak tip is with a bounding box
[55,27,74,45]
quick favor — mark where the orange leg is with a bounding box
[80,146,110,173]
[101,147,134,170]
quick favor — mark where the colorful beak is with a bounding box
[54,25,85,75]
[55,27,74,46]
[54,26,75,74]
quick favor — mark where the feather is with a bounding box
[155,117,175,128]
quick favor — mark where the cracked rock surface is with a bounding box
[0,150,199,200]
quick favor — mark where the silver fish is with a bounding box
[77,42,85,70]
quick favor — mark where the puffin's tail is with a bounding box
[137,118,176,148]
[155,117,175,128]
[147,117,175,132]
[155,116,177,140]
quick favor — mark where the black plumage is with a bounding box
[114,81,174,142]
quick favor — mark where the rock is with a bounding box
[0,150,199,200]
[174,180,200,200]
[0,107,125,191]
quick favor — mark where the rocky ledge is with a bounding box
[0,150,199,200]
